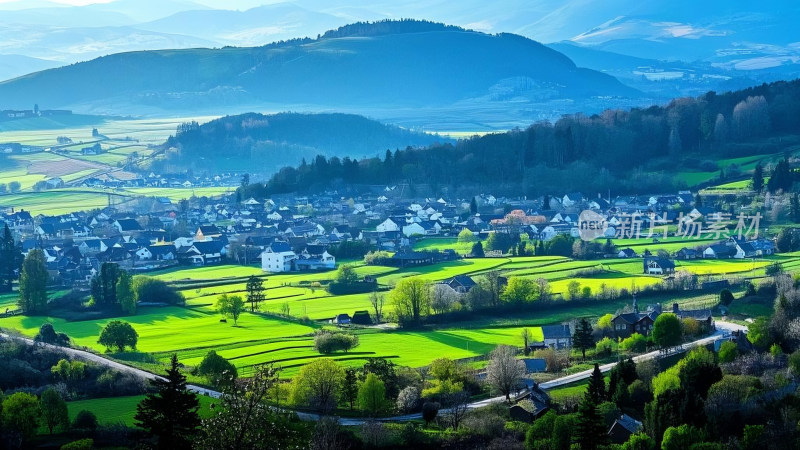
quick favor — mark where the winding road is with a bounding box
[0,320,747,426]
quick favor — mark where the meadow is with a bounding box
[65,395,217,427]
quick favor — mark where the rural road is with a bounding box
[1,320,747,426]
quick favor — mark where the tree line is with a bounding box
[242,78,800,197]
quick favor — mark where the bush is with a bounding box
[719,289,734,306]
[364,251,393,265]
[718,341,738,364]
[60,439,94,450]
[313,331,360,354]
[35,323,70,346]
[422,402,439,426]
[789,350,800,375]
[72,410,99,431]
[132,276,184,305]
[620,333,647,353]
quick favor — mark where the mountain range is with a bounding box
[0,0,797,89]
[0,20,639,130]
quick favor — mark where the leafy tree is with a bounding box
[72,410,98,432]
[245,276,266,312]
[551,413,577,450]
[52,359,86,383]
[18,249,48,313]
[91,262,121,306]
[501,277,538,303]
[35,323,70,346]
[98,320,138,352]
[2,392,40,442]
[342,367,358,410]
[357,373,387,415]
[572,318,595,360]
[196,351,237,388]
[661,424,705,450]
[40,387,69,435]
[717,340,738,363]
[135,354,200,449]
[216,293,245,326]
[620,333,647,353]
[117,271,137,315]
[361,358,400,399]
[776,228,795,253]
[607,358,637,402]
[719,289,734,306]
[291,359,344,413]
[390,277,430,326]
[746,316,772,348]
[586,364,606,405]
[422,402,439,426]
[313,331,359,354]
[621,433,656,450]
[652,313,682,348]
[596,314,614,336]
[741,424,764,450]
[485,345,525,402]
[133,276,185,305]
[457,228,475,243]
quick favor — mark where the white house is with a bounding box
[135,247,153,260]
[377,218,400,232]
[261,242,297,273]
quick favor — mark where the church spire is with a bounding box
[632,294,639,314]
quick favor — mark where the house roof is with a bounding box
[115,218,142,232]
[541,324,571,340]
[522,358,546,373]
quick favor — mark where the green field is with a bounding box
[66,394,216,427]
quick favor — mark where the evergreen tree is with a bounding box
[791,193,800,222]
[0,223,17,292]
[470,197,478,214]
[752,162,764,193]
[135,354,201,449]
[694,193,702,208]
[18,249,48,313]
[572,318,595,360]
[245,275,265,312]
[576,391,607,449]
[587,363,606,405]
[470,241,484,257]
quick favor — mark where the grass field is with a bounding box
[65,394,216,427]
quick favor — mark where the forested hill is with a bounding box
[156,112,449,175]
[0,19,637,116]
[242,79,800,198]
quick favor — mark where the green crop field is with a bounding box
[65,395,216,427]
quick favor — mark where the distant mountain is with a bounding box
[156,112,450,176]
[138,3,343,47]
[0,54,60,84]
[0,20,639,125]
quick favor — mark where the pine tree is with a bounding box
[0,223,16,292]
[245,275,265,312]
[135,354,200,449]
[791,193,800,222]
[587,363,606,405]
[752,162,764,193]
[576,391,607,450]
[572,318,595,360]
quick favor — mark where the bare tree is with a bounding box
[369,291,385,324]
[440,391,470,430]
[486,345,526,402]
[311,416,344,450]
[520,328,532,355]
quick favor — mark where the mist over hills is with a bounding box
[0,20,639,129]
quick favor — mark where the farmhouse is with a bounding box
[643,256,675,275]
[540,324,572,349]
[611,299,659,338]
[440,275,477,294]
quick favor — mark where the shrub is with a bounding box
[72,410,99,431]
[718,341,738,364]
[422,402,439,426]
[620,333,647,353]
[789,350,800,375]
[35,323,70,346]
[60,439,94,450]
[364,251,393,265]
[719,289,734,306]
[132,276,184,305]
[313,331,360,354]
